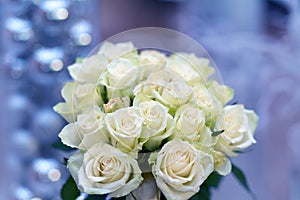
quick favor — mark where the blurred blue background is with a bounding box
[1,0,300,199]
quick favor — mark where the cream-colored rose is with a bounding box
[160,81,193,108]
[133,69,181,97]
[58,106,109,150]
[105,107,144,156]
[53,82,103,122]
[166,53,214,82]
[68,54,108,84]
[139,50,166,79]
[67,143,143,198]
[193,85,222,122]
[208,80,234,106]
[100,58,138,89]
[213,151,232,176]
[97,41,136,61]
[134,69,192,108]
[172,104,206,142]
[137,100,175,150]
[214,105,259,157]
[150,139,214,200]
[98,58,139,98]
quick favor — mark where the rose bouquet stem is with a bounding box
[126,172,160,200]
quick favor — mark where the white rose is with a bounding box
[150,139,213,200]
[133,69,182,98]
[214,105,259,157]
[137,100,175,150]
[99,58,139,98]
[166,53,215,82]
[105,107,144,156]
[134,69,193,108]
[53,82,103,122]
[67,142,143,198]
[208,80,234,106]
[139,50,166,79]
[172,104,206,141]
[147,68,182,86]
[193,85,222,122]
[97,41,136,61]
[160,81,193,108]
[58,106,109,150]
[68,54,108,84]
[213,151,232,176]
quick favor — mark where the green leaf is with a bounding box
[211,130,224,137]
[61,176,80,200]
[189,173,223,200]
[190,187,210,200]
[101,86,109,104]
[86,194,107,200]
[52,140,76,152]
[232,164,255,199]
[233,148,253,154]
[203,172,223,188]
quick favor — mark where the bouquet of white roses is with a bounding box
[54,41,258,200]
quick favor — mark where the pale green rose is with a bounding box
[58,106,109,150]
[133,69,182,97]
[134,69,193,108]
[172,104,206,142]
[214,105,259,157]
[193,84,222,123]
[208,80,234,105]
[97,41,136,61]
[146,68,182,85]
[98,58,139,98]
[160,81,193,108]
[213,151,232,176]
[68,54,108,84]
[166,53,215,82]
[196,126,217,148]
[67,142,143,198]
[53,82,103,122]
[137,100,175,150]
[105,107,144,157]
[150,139,214,200]
[139,50,166,79]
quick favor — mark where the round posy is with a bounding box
[149,139,214,200]
[53,39,259,200]
[214,105,259,157]
[67,142,143,198]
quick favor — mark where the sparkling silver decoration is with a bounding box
[27,158,63,198]
[33,47,64,72]
[33,0,70,21]
[5,17,34,42]
[10,58,27,79]
[31,108,64,144]
[13,186,34,200]
[11,129,39,160]
[70,20,92,46]
[7,93,35,127]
